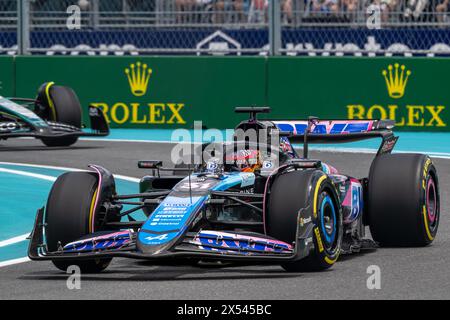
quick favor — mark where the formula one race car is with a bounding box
[28,107,440,273]
[0,82,109,147]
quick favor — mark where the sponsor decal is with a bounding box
[314,227,324,253]
[274,120,373,134]
[262,160,274,169]
[347,63,446,128]
[145,234,169,241]
[90,62,187,127]
[195,231,292,253]
[299,216,312,227]
[240,172,255,187]
[139,195,204,246]
[350,182,363,221]
[378,135,399,154]
[0,121,19,132]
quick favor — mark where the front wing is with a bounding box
[0,106,109,140]
[28,207,314,264]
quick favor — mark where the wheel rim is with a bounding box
[320,193,337,246]
[426,176,438,227]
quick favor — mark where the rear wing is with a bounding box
[273,119,398,156]
[233,107,398,157]
[273,119,394,141]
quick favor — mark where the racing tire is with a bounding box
[368,154,439,247]
[266,170,342,272]
[38,84,82,147]
[45,171,112,273]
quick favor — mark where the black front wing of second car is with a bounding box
[0,106,109,140]
[28,207,315,264]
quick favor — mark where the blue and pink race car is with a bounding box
[28,107,440,273]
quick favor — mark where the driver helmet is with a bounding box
[227,149,262,173]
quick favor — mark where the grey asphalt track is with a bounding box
[0,138,449,300]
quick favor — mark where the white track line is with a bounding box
[0,234,29,248]
[0,162,140,183]
[0,168,55,268]
[19,136,194,144]
[80,137,203,145]
[81,137,182,144]
[0,162,85,172]
[0,168,56,182]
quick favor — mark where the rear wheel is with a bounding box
[37,83,82,147]
[368,154,440,247]
[45,171,111,273]
[266,170,342,272]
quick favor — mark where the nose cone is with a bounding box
[137,230,181,254]
[137,195,205,254]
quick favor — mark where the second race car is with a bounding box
[0,82,109,147]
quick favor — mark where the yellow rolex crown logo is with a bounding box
[125,62,152,97]
[382,63,411,99]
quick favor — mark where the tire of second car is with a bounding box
[39,85,82,147]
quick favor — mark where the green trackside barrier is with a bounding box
[267,57,449,132]
[13,56,266,129]
[0,56,14,97]
[12,56,450,131]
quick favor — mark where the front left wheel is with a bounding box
[45,171,111,273]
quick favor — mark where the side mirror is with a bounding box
[138,160,163,169]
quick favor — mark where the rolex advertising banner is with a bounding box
[13,56,266,129]
[267,57,448,131]
[11,56,450,131]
